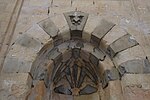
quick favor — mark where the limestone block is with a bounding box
[82,31,91,42]
[80,50,90,62]
[38,18,59,37]
[113,45,146,67]
[100,25,127,51]
[52,34,63,46]
[99,56,114,71]
[84,15,101,35]
[89,53,99,68]
[2,57,32,73]
[27,81,47,100]
[107,80,123,100]
[57,42,69,54]
[61,30,70,41]
[91,48,106,61]
[47,48,62,67]
[15,34,42,50]
[122,74,150,90]
[29,0,49,7]
[62,50,72,62]
[25,24,50,45]
[0,73,32,100]
[91,19,115,46]
[122,74,150,100]
[74,92,100,100]
[118,58,150,75]
[82,42,94,53]
[107,34,139,58]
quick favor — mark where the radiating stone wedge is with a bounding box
[118,58,150,76]
[38,18,59,37]
[102,68,120,88]
[47,48,62,67]
[91,19,115,46]
[118,59,144,75]
[89,54,99,68]
[107,34,139,58]
[91,48,106,61]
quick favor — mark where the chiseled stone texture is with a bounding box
[0,73,32,100]
[122,74,150,100]
[0,0,150,100]
[27,81,48,100]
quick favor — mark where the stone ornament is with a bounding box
[64,11,88,31]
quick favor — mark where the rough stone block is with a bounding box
[91,19,115,46]
[118,59,144,74]
[25,24,50,44]
[91,48,106,61]
[0,73,32,99]
[38,18,59,37]
[47,48,62,67]
[52,34,63,46]
[62,50,72,62]
[122,74,150,100]
[27,81,47,100]
[107,80,123,100]
[107,34,139,58]
[80,50,90,62]
[2,57,32,73]
[89,54,99,68]
[16,34,42,50]
[113,45,146,66]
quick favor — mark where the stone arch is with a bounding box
[1,11,150,100]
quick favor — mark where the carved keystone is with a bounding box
[64,11,88,39]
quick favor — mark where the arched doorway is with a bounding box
[2,11,146,100]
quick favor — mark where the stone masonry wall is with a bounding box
[0,0,150,100]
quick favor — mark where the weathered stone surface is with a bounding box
[64,11,88,31]
[119,59,145,74]
[91,19,115,46]
[106,80,123,100]
[118,59,148,74]
[16,34,42,50]
[52,34,63,46]
[0,73,32,100]
[24,24,50,44]
[143,57,150,73]
[89,54,99,68]
[91,48,106,61]
[38,18,59,37]
[107,34,139,58]
[92,19,115,39]
[123,85,150,100]
[27,81,48,100]
[122,74,150,100]
[2,57,32,73]
[102,68,120,88]
[113,45,146,67]
[80,50,90,62]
